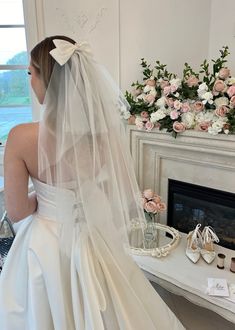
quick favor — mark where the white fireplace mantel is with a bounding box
[126,126,235,226]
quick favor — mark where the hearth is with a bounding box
[167,179,235,250]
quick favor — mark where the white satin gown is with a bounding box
[0,178,185,330]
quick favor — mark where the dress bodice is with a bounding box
[32,178,84,223]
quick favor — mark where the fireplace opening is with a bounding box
[167,179,235,250]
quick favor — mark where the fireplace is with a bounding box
[167,179,235,250]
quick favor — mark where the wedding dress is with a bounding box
[0,177,184,330]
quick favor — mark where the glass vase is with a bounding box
[143,212,159,249]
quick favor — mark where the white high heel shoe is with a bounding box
[201,226,219,264]
[186,224,202,263]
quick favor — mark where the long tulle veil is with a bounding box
[38,39,174,329]
[38,40,146,256]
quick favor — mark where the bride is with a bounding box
[0,35,185,330]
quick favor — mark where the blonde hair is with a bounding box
[30,35,75,88]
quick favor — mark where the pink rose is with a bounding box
[160,80,169,89]
[140,111,149,118]
[181,102,190,113]
[218,67,230,79]
[173,100,182,110]
[136,121,144,129]
[128,115,136,125]
[163,86,171,96]
[223,123,230,131]
[141,197,147,207]
[192,101,204,112]
[170,84,178,93]
[145,94,155,104]
[170,110,179,120]
[144,201,158,214]
[145,121,154,131]
[156,202,167,212]
[186,75,199,87]
[213,80,227,94]
[227,85,235,98]
[166,97,174,108]
[173,121,186,133]
[215,105,229,117]
[153,195,161,204]
[143,189,155,199]
[195,122,211,132]
[146,79,156,87]
[230,96,235,108]
[155,122,161,129]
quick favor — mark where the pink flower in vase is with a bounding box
[144,201,158,214]
[143,189,155,199]
[142,188,166,223]
[156,202,167,212]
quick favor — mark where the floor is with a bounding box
[151,282,235,330]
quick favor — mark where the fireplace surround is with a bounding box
[127,126,235,232]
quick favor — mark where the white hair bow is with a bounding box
[50,39,92,66]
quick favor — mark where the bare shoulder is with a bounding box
[6,122,39,155]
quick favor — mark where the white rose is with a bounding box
[195,112,204,123]
[122,111,131,119]
[150,110,166,122]
[214,97,229,107]
[170,78,181,89]
[149,88,157,97]
[198,82,208,91]
[211,119,225,131]
[201,91,213,104]
[181,112,195,128]
[143,85,151,93]
[163,107,172,115]
[225,77,235,85]
[195,111,215,123]
[208,127,220,135]
[156,96,166,108]
[136,93,146,101]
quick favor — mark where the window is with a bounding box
[0,0,32,146]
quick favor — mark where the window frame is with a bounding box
[0,0,43,170]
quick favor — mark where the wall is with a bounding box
[208,0,235,74]
[120,0,211,91]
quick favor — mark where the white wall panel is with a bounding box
[209,0,235,74]
[42,0,120,82]
[120,0,212,92]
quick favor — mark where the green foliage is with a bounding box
[200,46,230,88]
[0,51,30,106]
[6,51,28,65]
[154,61,176,80]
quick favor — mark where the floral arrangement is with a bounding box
[141,189,166,222]
[122,46,235,137]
